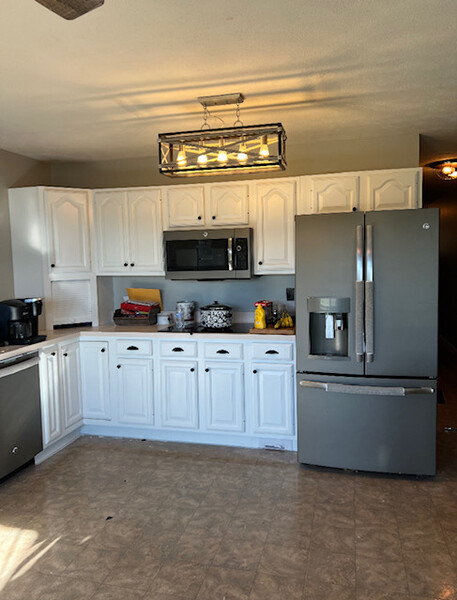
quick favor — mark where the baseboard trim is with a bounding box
[35,428,81,464]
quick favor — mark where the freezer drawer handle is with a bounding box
[355,225,364,362]
[299,380,435,396]
[365,224,374,362]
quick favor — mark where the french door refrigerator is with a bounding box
[296,209,439,475]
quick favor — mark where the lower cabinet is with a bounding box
[80,341,110,420]
[203,361,245,432]
[251,363,294,435]
[115,358,154,425]
[60,341,83,430]
[39,345,62,446]
[160,360,198,429]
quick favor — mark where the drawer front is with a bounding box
[251,342,294,361]
[160,340,198,358]
[204,342,243,360]
[115,339,153,356]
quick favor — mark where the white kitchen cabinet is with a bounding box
[93,188,163,274]
[207,183,249,226]
[361,168,422,211]
[203,361,245,432]
[251,363,294,435]
[253,179,296,274]
[80,341,110,420]
[299,174,360,215]
[60,341,83,430]
[115,358,154,425]
[39,345,62,447]
[163,185,205,229]
[160,360,198,429]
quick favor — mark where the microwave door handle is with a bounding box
[227,237,234,271]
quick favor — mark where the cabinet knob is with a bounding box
[51,263,55,268]
[205,368,209,372]
[11,446,19,455]
[117,364,121,369]
[352,206,357,212]
[253,369,258,374]
[51,351,56,356]
[130,263,135,267]
[212,216,216,220]
[197,216,202,220]
[63,352,68,357]
[124,263,128,267]
[101,348,106,353]
[190,367,195,372]
[258,261,263,266]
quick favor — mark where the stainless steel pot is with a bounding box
[200,301,233,329]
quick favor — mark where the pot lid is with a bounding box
[200,301,232,311]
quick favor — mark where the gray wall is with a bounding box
[0,149,51,299]
[50,133,419,188]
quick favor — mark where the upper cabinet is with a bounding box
[299,174,360,215]
[361,168,422,211]
[93,188,164,275]
[45,189,91,274]
[163,183,249,229]
[252,179,296,275]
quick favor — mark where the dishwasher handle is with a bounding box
[299,379,435,397]
[0,355,39,379]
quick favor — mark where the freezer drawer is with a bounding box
[297,374,436,476]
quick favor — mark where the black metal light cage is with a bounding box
[158,123,286,177]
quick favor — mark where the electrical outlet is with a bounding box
[286,287,295,301]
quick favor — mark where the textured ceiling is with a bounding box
[0,0,456,161]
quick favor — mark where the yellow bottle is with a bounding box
[254,304,267,329]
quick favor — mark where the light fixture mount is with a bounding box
[426,158,457,180]
[158,93,286,177]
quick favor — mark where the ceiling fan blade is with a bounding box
[34,0,104,20]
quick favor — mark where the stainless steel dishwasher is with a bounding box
[0,351,43,480]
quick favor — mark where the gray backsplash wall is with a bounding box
[105,275,295,322]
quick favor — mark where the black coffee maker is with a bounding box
[0,298,47,346]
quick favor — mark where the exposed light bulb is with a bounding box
[177,145,187,166]
[442,165,455,175]
[259,135,269,158]
[197,149,208,165]
[217,139,228,163]
[237,142,248,162]
[448,170,457,179]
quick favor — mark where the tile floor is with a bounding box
[1,350,457,599]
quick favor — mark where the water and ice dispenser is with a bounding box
[308,297,350,357]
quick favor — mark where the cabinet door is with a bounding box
[127,189,164,273]
[164,186,205,228]
[45,189,91,273]
[115,359,153,425]
[254,180,296,274]
[60,342,83,430]
[252,363,294,435]
[160,361,198,429]
[306,175,360,214]
[203,362,245,432]
[207,184,249,226]
[39,346,62,446]
[362,169,421,211]
[93,191,130,273]
[80,341,110,420]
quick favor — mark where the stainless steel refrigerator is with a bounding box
[295,209,439,476]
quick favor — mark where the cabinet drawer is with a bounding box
[115,339,153,356]
[251,342,294,361]
[160,340,197,357]
[204,342,243,360]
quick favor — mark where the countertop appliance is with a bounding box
[200,302,233,329]
[0,351,43,480]
[164,228,252,280]
[0,298,46,346]
[295,209,439,476]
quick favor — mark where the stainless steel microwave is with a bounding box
[163,228,253,280]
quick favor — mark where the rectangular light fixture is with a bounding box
[158,123,287,177]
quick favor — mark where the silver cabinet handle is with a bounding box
[227,237,233,271]
[355,225,364,362]
[299,380,434,396]
[365,224,374,363]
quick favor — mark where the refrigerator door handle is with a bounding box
[355,225,364,362]
[365,224,374,362]
[299,380,435,396]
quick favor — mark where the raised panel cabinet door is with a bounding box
[204,362,245,432]
[116,359,153,425]
[160,361,198,429]
[165,186,205,228]
[309,175,360,213]
[252,363,294,435]
[208,184,249,225]
[45,189,91,273]
[127,189,164,273]
[254,180,296,274]
[80,341,110,420]
[93,191,129,272]
[39,346,62,446]
[363,169,421,211]
[60,342,83,430]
